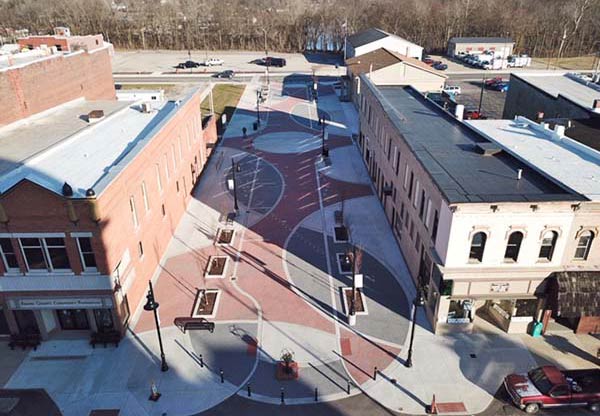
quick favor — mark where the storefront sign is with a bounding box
[447,317,471,324]
[10,297,113,310]
[490,283,510,293]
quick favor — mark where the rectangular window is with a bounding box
[404,165,410,189]
[410,221,415,240]
[171,144,177,169]
[130,196,139,228]
[176,180,180,193]
[395,149,401,175]
[161,204,166,217]
[413,181,420,208]
[141,181,150,212]
[178,137,183,161]
[415,233,421,250]
[186,128,191,149]
[164,153,170,180]
[425,200,432,229]
[155,164,162,193]
[408,171,414,198]
[386,137,392,161]
[0,238,18,271]
[20,238,47,270]
[432,210,439,242]
[77,237,97,271]
[138,241,144,258]
[45,238,70,270]
[419,190,426,219]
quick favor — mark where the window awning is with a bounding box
[554,271,600,318]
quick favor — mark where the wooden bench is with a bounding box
[90,330,121,348]
[9,333,41,350]
[174,317,215,334]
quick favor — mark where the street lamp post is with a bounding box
[349,245,357,316]
[404,287,425,368]
[261,28,270,86]
[143,281,168,372]
[319,117,327,156]
[256,90,261,126]
[232,158,240,212]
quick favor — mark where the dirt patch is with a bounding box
[217,229,234,245]
[207,256,227,276]
[193,290,219,316]
[343,287,365,313]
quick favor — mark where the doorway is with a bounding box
[14,310,40,334]
[56,309,90,330]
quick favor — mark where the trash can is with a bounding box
[531,321,543,338]
[253,122,258,131]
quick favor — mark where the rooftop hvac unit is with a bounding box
[54,27,71,37]
[141,102,152,113]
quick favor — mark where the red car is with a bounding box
[465,110,486,120]
[485,76,503,88]
[423,58,435,66]
[504,366,600,414]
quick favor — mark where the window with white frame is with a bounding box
[155,164,162,193]
[164,153,170,180]
[178,137,183,161]
[141,181,150,212]
[76,237,97,271]
[539,231,558,261]
[171,144,177,169]
[574,231,594,260]
[413,181,420,208]
[129,196,139,228]
[404,165,410,189]
[20,237,71,271]
[425,199,432,229]
[469,232,487,262]
[0,238,18,271]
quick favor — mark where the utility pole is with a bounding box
[477,73,485,114]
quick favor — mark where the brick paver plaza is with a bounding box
[4,76,549,415]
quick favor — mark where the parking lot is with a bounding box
[447,77,508,119]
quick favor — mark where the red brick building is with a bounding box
[1,35,115,126]
[0,35,217,339]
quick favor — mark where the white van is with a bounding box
[443,85,462,95]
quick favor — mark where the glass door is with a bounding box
[57,309,90,330]
[14,310,40,334]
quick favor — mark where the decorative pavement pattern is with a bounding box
[3,76,544,416]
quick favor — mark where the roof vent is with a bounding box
[140,102,152,113]
[62,182,73,197]
[85,188,96,197]
[86,110,104,123]
[475,142,502,156]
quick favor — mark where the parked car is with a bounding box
[213,70,234,79]
[464,109,486,120]
[423,57,435,65]
[176,60,200,69]
[491,81,510,92]
[433,63,448,70]
[203,58,224,66]
[485,77,504,87]
[504,366,600,414]
[264,57,286,67]
[443,85,462,95]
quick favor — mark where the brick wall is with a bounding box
[0,46,116,126]
[18,35,105,53]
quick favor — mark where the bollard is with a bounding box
[347,379,351,395]
[314,387,318,402]
[199,354,204,368]
[220,369,224,383]
[280,387,285,404]
[373,366,378,380]
[247,383,251,397]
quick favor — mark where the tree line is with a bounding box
[1,0,599,59]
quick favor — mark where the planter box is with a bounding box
[333,226,349,243]
[275,361,299,380]
[192,289,221,318]
[341,287,368,316]
[205,256,229,279]
[216,228,235,246]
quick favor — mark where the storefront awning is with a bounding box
[554,271,600,318]
[449,294,538,301]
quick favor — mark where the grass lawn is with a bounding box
[201,84,246,132]
[532,55,597,70]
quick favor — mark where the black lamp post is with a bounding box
[256,90,261,126]
[232,158,241,212]
[405,287,425,368]
[144,281,168,372]
[319,117,327,156]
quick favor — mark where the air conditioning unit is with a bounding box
[141,102,151,113]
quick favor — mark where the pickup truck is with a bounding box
[504,366,600,414]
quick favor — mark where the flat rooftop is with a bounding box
[361,76,581,203]
[467,117,600,201]
[514,72,600,113]
[0,95,185,197]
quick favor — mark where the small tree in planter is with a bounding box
[280,348,295,374]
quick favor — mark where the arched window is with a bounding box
[504,231,524,262]
[469,232,487,262]
[539,231,558,261]
[574,231,594,260]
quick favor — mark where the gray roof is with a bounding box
[449,37,513,44]
[347,28,389,48]
[361,75,582,204]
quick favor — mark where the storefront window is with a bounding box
[514,299,537,317]
[14,310,39,334]
[57,309,90,330]
[94,309,114,333]
[77,237,97,271]
[0,238,18,271]
[19,237,71,272]
[0,307,10,334]
[447,299,473,323]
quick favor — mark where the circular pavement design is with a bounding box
[253,131,321,154]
